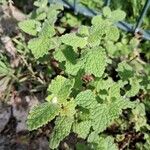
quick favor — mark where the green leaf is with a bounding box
[18,19,40,36]
[73,120,91,139]
[83,47,107,77]
[108,82,125,98]
[75,90,98,109]
[28,37,57,59]
[54,46,82,75]
[102,7,111,18]
[88,18,110,46]
[26,17,58,59]
[117,61,134,80]
[95,78,114,92]
[47,75,74,103]
[34,0,48,8]
[131,103,147,131]
[54,45,67,62]
[47,4,63,25]
[61,13,81,27]
[48,3,63,11]
[49,116,74,149]
[126,77,140,97]
[137,134,150,150]
[106,26,120,41]
[60,100,76,117]
[91,15,103,26]
[78,25,89,37]
[88,134,118,150]
[91,98,133,132]
[39,21,55,38]
[65,60,83,76]
[96,136,118,150]
[35,11,47,21]
[61,33,87,48]
[111,9,126,22]
[87,27,101,46]
[27,102,60,130]
[74,70,84,90]
[88,15,119,45]
[105,41,117,56]
[88,131,99,143]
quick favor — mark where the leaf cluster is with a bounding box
[1,0,150,149]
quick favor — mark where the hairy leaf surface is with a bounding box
[75,90,98,109]
[83,47,107,77]
[126,77,140,97]
[49,116,74,149]
[91,98,133,132]
[96,136,118,150]
[73,120,91,139]
[47,75,74,103]
[18,19,40,36]
[27,102,60,130]
[61,33,87,48]
[28,37,57,59]
[39,21,55,38]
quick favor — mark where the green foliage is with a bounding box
[27,20,58,59]
[61,13,81,27]
[27,102,61,130]
[83,47,107,77]
[131,103,149,131]
[49,116,74,149]
[136,134,150,150]
[126,77,140,97]
[75,90,97,109]
[111,9,126,22]
[96,136,118,150]
[91,98,133,132]
[28,37,54,59]
[78,25,89,36]
[88,132,118,150]
[39,21,56,38]
[117,61,134,80]
[61,33,87,49]
[18,19,40,36]
[73,120,91,139]
[13,1,150,149]
[88,12,121,47]
[27,75,76,148]
[18,1,62,59]
[75,0,149,29]
[54,45,82,75]
[102,7,111,18]
[94,77,114,92]
[47,75,74,103]
[34,0,48,8]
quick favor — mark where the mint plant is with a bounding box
[16,1,150,149]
